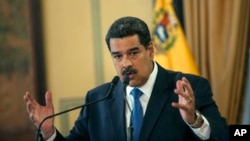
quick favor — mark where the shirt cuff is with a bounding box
[187,115,211,140]
[46,128,57,141]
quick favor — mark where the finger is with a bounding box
[24,91,37,104]
[26,101,33,113]
[25,91,38,102]
[176,80,188,93]
[173,88,192,104]
[29,112,37,122]
[29,112,34,121]
[174,81,183,94]
[181,78,195,104]
[176,80,183,90]
[45,91,53,109]
[171,102,189,111]
[181,77,193,95]
[29,112,39,125]
[24,92,34,113]
[175,78,194,100]
[23,91,30,102]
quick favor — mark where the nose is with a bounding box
[122,55,132,68]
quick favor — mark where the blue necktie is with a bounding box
[130,88,143,141]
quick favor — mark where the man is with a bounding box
[24,16,229,141]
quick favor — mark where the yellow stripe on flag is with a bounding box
[152,0,199,75]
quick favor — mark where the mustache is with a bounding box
[122,67,138,76]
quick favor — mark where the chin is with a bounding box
[129,81,141,87]
[128,81,135,87]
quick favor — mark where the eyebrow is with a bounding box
[111,47,140,55]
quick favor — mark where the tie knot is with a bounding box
[130,88,143,99]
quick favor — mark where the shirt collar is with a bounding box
[127,61,158,97]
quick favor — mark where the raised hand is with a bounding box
[23,91,55,140]
[171,77,197,125]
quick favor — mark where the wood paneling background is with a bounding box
[0,0,43,140]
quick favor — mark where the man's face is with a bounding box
[110,35,154,87]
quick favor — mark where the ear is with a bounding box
[147,41,154,59]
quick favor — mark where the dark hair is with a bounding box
[105,16,151,51]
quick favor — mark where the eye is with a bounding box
[129,51,139,58]
[112,54,122,61]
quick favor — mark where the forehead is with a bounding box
[109,35,142,52]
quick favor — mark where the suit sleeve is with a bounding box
[52,107,90,141]
[53,92,91,141]
[53,129,67,141]
[192,77,229,141]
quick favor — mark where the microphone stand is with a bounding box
[123,75,133,141]
[35,76,119,141]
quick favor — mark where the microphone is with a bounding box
[35,76,120,141]
[122,75,130,112]
[123,75,130,86]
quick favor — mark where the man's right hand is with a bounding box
[24,91,55,140]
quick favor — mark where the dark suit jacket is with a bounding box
[55,64,229,141]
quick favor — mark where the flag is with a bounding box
[152,0,199,75]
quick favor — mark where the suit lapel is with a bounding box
[139,65,175,140]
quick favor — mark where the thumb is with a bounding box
[45,91,53,109]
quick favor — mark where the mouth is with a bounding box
[126,73,135,78]
[122,67,137,81]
